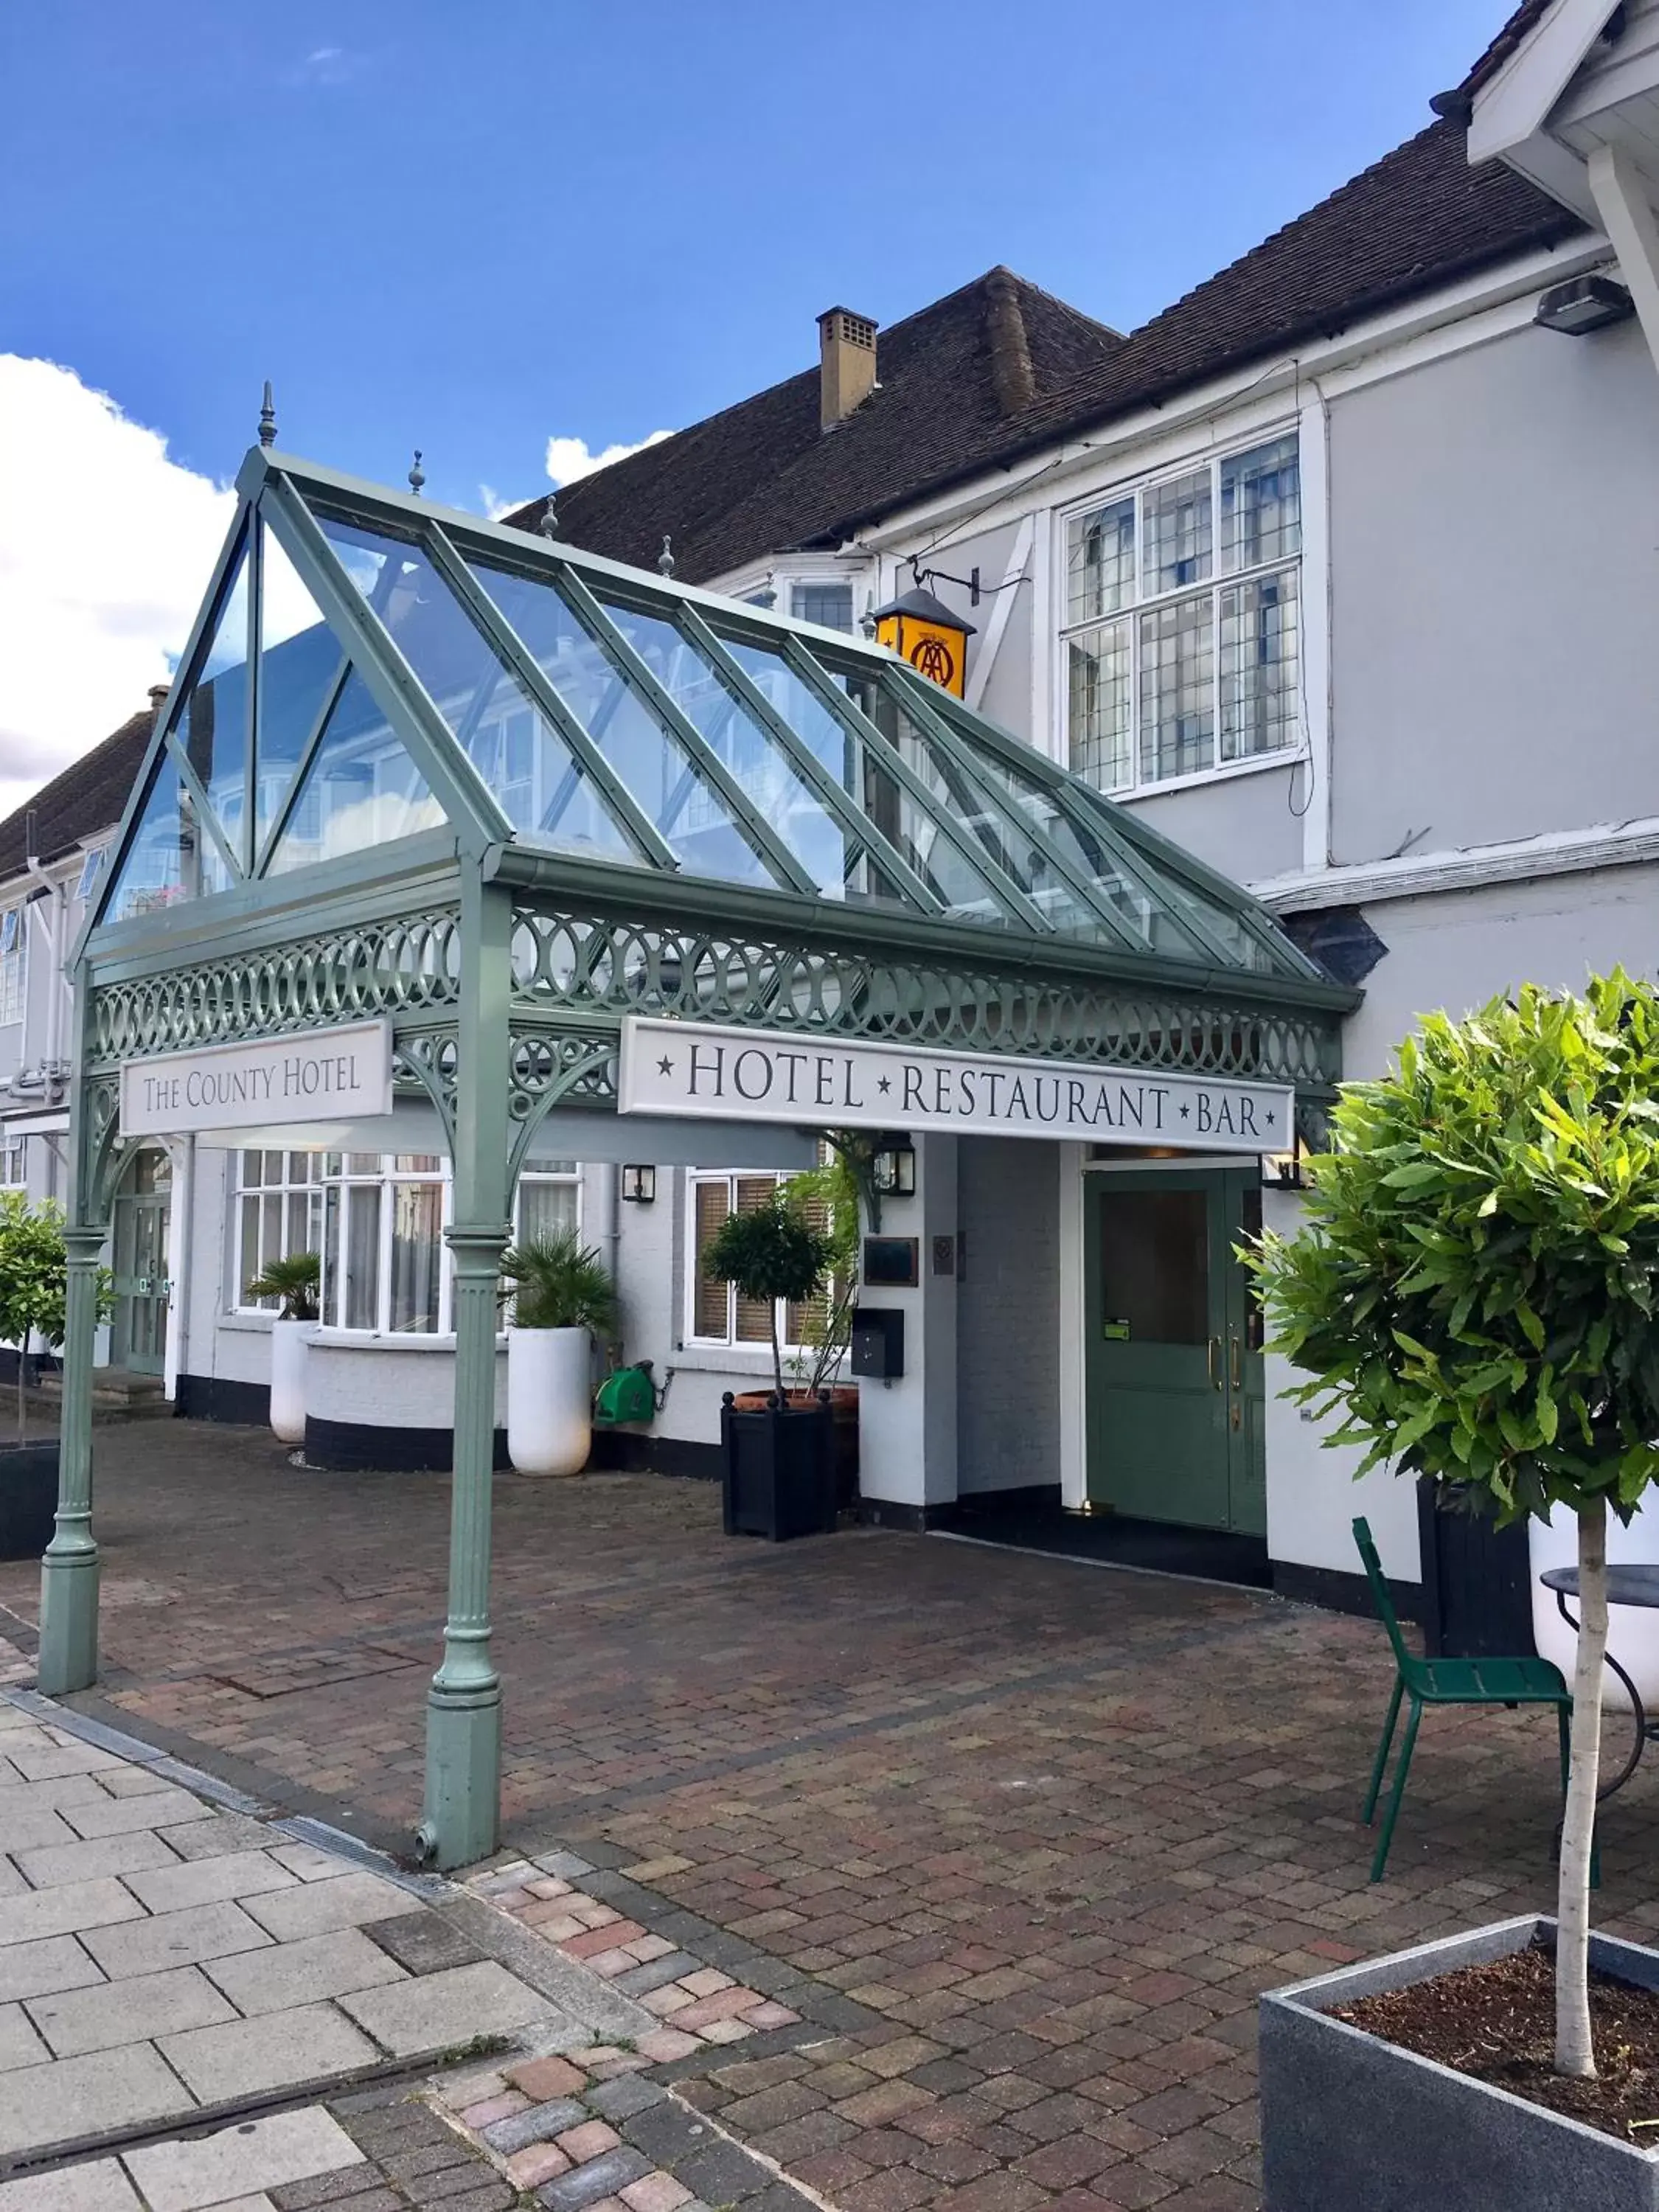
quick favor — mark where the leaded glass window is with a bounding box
[1062,432,1301,794]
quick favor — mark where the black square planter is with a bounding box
[0,1440,58,1561]
[720,1394,835,1541]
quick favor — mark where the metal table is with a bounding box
[1540,1563,1659,1801]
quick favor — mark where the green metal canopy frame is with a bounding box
[46,444,1358,1867]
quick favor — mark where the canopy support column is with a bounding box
[39,1225,109,1693]
[419,880,512,1870]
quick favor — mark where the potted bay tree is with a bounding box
[708,1192,836,1540]
[1251,973,1659,2211]
[243,1251,320,1447]
[0,1194,111,1558]
[500,1229,617,1477]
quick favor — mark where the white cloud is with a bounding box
[543,428,673,489]
[479,484,532,523]
[0,357,235,822]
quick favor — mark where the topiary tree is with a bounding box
[1248,971,1659,2080]
[704,1194,832,1405]
[782,1141,863,1398]
[0,1196,111,1445]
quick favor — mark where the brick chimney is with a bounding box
[818,307,878,430]
[147,683,171,726]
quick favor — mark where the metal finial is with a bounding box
[257,380,277,449]
[754,573,776,611]
[860,594,877,640]
[408,450,425,496]
[657,535,675,577]
[539,493,560,539]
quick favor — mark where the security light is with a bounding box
[1534,275,1635,335]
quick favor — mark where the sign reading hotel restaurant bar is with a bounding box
[618,1018,1293,1152]
[119,1020,394,1137]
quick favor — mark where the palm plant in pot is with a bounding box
[500,1230,618,1477]
[1249,973,1659,2211]
[243,1251,320,1447]
[0,1195,111,1559]
[705,1193,835,1540]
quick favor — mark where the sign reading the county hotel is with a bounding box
[119,1020,394,1137]
[618,1018,1292,1153]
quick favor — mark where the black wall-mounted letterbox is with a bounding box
[851,1306,905,1380]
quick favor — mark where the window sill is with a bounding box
[669,1345,849,1380]
[219,1311,274,1334]
[309,1329,508,1352]
[1092,746,1304,805]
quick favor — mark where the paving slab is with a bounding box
[0,1878,145,1950]
[3,1745,123,1784]
[123,1849,299,1916]
[123,2105,365,2212]
[242,1873,412,1943]
[0,2158,141,2208]
[266,1842,345,1882]
[162,1816,284,1862]
[0,2008,49,2076]
[159,2003,381,2104]
[202,1928,410,2017]
[0,2042,194,2156]
[81,1898,272,1980]
[57,1786,217,1840]
[0,1810,77,1860]
[338,1960,552,2056]
[26,1964,237,2058]
[0,1938,107,2005]
[360,1911,482,1977]
[9,1829,180,1892]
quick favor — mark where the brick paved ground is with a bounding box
[1,1422,1656,2211]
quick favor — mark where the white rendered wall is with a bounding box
[956,1135,1059,1493]
[855,1135,959,1514]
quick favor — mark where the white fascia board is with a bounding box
[852,240,1608,557]
[1467,0,1613,162]
[1250,815,1659,914]
[1552,10,1659,124]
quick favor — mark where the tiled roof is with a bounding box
[0,708,153,881]
[517,123,1582,585]
[1456,1,1557,101]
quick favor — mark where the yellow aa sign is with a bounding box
[876,610,968,697]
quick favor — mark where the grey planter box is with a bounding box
[1261,1915,1659,2211]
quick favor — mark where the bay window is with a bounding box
[1063,431,1301,794]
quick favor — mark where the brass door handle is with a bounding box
[1208,1337,1222,1391]
[1229,1334,1242,1390]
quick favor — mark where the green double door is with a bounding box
[111,1150,172,1377]
[1083,1166,1265,1537]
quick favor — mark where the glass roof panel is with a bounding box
[592,595,856,900]
[176,545,249,875]
[266,668,444,877]
[257,521,344,859]
[708,636,1018,928]
[105,750,203,922]
[319,518,641,860]
[467,557,784,888]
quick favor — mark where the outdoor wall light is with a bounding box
[1261,1136,1304,1191]
[871,1139,917,1198]
[620,1164,656,1203]
[1534,274,1635,335]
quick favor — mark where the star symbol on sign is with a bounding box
[656,1057,674,1077]
[1179,1102,1191,1119]
[1265,1108,1276,1128]
[877,1075,891,1094]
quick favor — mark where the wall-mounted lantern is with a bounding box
[620,1164,656,1204]
[1260,1134,1303,1191]
[871,1138,917,1199]
[872,586,975,698]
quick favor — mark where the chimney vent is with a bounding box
[818,307,878,431]
[147,684,171,725]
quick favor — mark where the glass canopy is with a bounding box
[96,456,1323,986]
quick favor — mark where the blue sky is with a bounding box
[0,0,1515,804]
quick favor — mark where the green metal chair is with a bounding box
[1354,1515,1572,1882]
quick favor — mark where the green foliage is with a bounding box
[0,1194,80,1357]
[782,1142,862,1395]
[243,1250,321,1323]
[500,1231,619,1337]
[705,1193,833,1400]
[1246,971,1659,1528]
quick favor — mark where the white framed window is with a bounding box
[74,848,106,904]
[515,1162,580,1243]
[685,1170,827,1352]
[320,1152,449,1335]
[1061,431,1301,795]
[0,1138,25,1189]
[789,581,854,633]
[234,1150,326,1310]
[0,911,24,1028]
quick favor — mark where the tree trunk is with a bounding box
[1557,1496,1608,2078]
[768,1314,785,1405]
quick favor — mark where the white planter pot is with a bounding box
[268,1319,313,1447]
[507,1326,592,1477]
[1530,1496,1659,1711]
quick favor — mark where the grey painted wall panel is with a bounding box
[1124,765,1304,884]
[956,1135,1059,1493]
[1329,319,1659,865]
